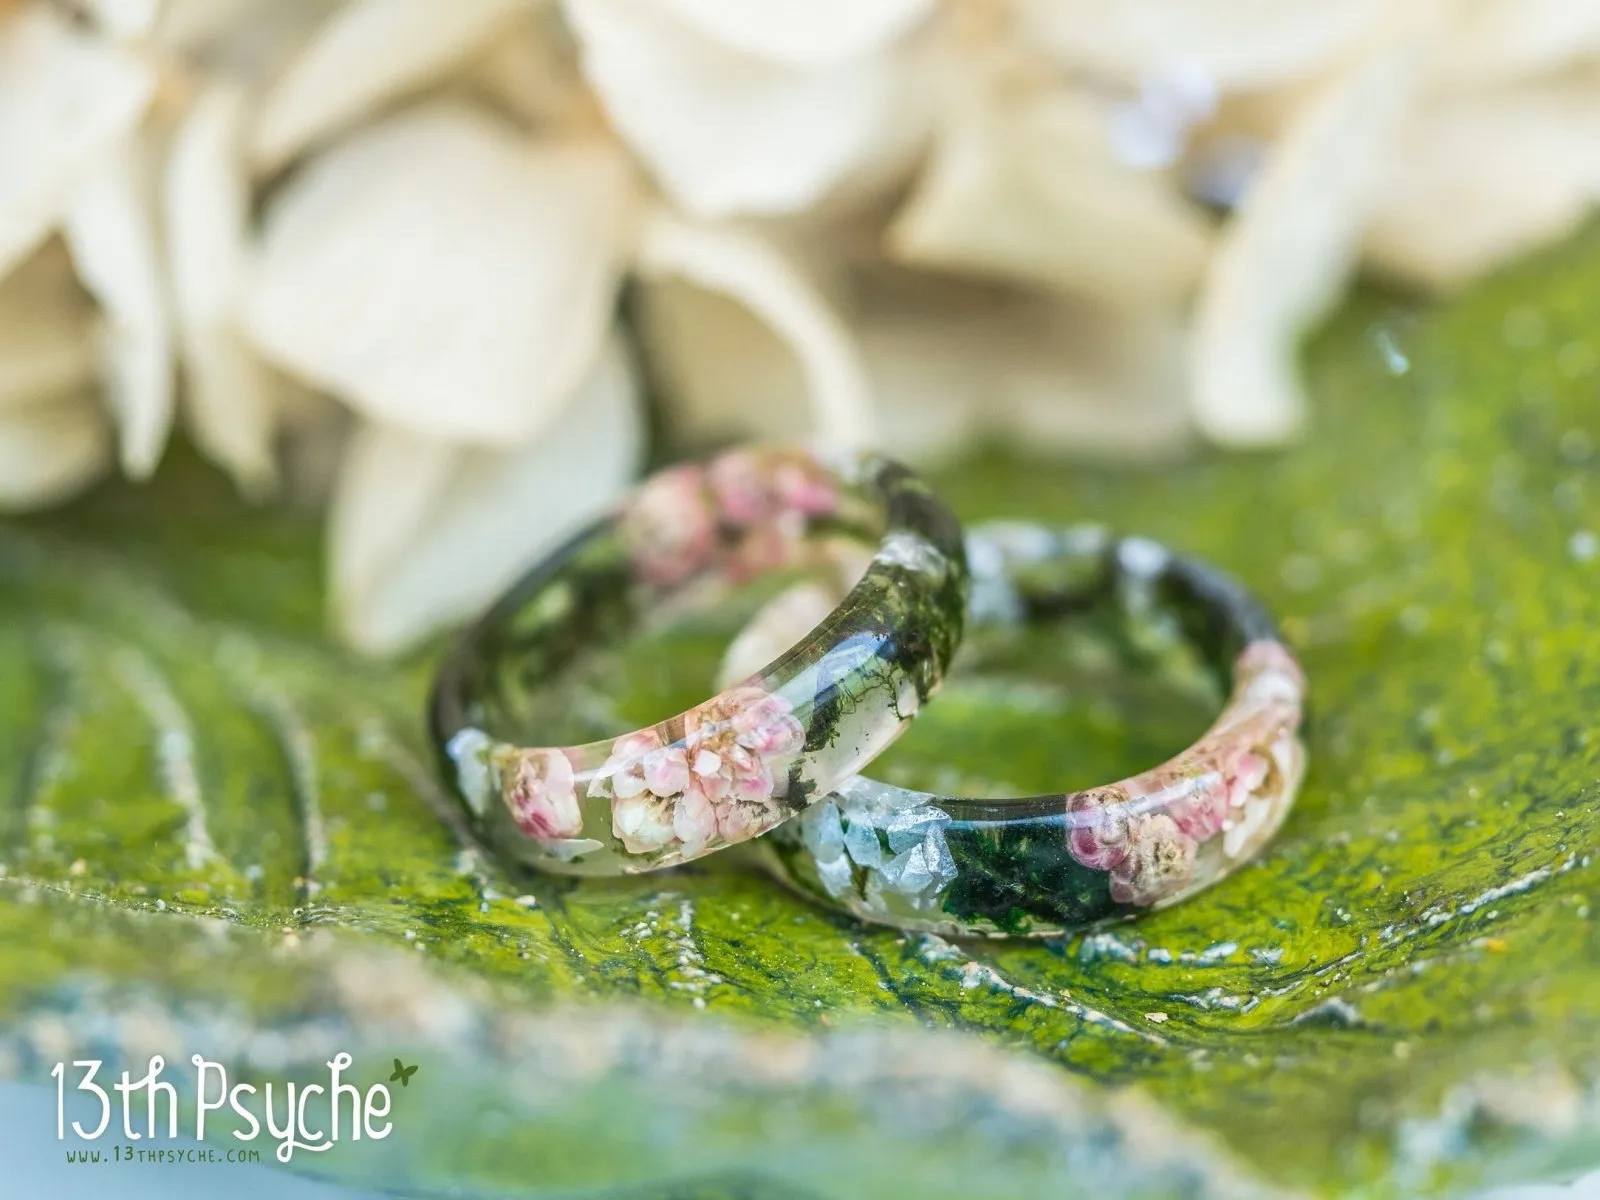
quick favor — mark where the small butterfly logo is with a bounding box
[390,1058,418,1087]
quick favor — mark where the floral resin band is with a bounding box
[760,522,1307,938]
[429,445,968,875]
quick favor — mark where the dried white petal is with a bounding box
[0,396,112,511]
[634,279,821,444]
[861,284,1192,462]
[0,242,96,411]
[244,103,634,444]
[640,260,1191,464]
[1190,20,1431,444]
[889,90,1213,308]
[0,6,156,278]
[470,9,599,133]
[564,0,912,216]
[80,0,161,40]
[1433,0,1600,92]
[155,0,339,67]
[1015,0,1388,91]
[1365,77,1600,289]
[250,0,537,171]
[638,0,933,66]
[155,0,275,50]
[167,82,280,494]
[636,210,873,445]
[63,134,175,479]
[330,334,642,655]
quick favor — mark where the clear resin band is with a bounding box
[429,445,969,876]
[760,522,1307,937]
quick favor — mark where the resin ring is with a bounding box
[429,445,968,876]
[760,522,1307,937]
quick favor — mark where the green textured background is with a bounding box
[3,230,1600,1199]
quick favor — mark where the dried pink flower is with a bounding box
[1067,789,1200,906]
[1065,788,1135,871]
[623,463,716,587]
[1108,814,1197,906]
[772,457,837,516]
[597,686,806,856]
[707,449,772,525]
[504,748,583,841]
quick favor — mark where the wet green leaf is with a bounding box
[5,230,1600,1198]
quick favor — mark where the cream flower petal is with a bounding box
[1433,0,1600,92]
[250,0,536,171]
[889,90,1212,309]
[564,0,911,217]
[0,242,96,412]
[80,0,162,40]
[243,103,634,444]
[155,0,275,50]
[638,259,1189,464]
[634,280,823,445]
[471,8,600,133]
[63,134,175,479]
[635,210,874,445]
[0,396,112,512]
[1015,0,1388,91]
[639,0,934,66]
[155,0,339,65]
[329,335,642,655]
[1190,23,1430,445]
[167,82,281,495]
[1365,78,1600,289]
[0,5,155,279]
[861,287,1192,463]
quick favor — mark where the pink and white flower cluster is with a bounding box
[1065,639,1306,907]
[622,448,839,589]
[592,685,807,857]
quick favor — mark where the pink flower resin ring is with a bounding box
[429,445,968,875]
[761,522,1308,938]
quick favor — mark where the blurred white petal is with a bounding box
[1191,24,1430,445]
[565,0,915,217]
[1433,0,1600,92]
[860,281,1192,463]
[63,134,175,478]
[80,0,161,40]
[471,9,600,133]
[155,0,276,50]
[244,103,634,443]
[638,0,933,66]
[1366,78,1600,288]
[639,261,1189,465]
[0,6,155,278]
[889,90,1213,308]
[0,396,112,511]
[636,210,874,445]
[250,0,536,171]
[156,0,342,75]
[330,334,642,655]
[0,242,96,411]
[167,82,280,494]
[1015,0,1387,91]
[635,280,819,445]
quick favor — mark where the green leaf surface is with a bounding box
[4,232,1600,1198]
